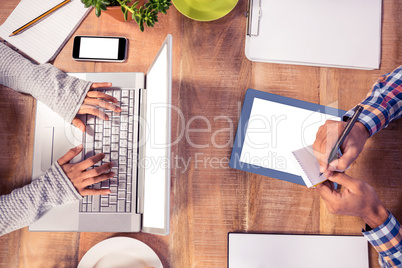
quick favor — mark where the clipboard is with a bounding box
[245,0,382,70]
[227,233,369,268]
[229,89,346,185]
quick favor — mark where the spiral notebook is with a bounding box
[292,145,327,188]
[0,0,90,64]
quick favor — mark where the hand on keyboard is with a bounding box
[72,82,122,132]
[79,87,136,213]
[57,144,113,196]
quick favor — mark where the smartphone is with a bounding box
[72,36,127,62]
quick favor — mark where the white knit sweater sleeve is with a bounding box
[0,42,89,235]
[0,162,82,236]
[0,42,92,123]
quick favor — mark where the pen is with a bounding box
[9,0,71,37]
[320,105,364,175]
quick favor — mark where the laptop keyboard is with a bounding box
[80,89,137,213]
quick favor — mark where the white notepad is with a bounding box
[228,233,369,268]
[292,145,327,188]
[0,0,90,64]
[230,89,345,186]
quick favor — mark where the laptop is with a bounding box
[29,35,172,235]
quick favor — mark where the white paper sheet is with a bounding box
[229,233,369,268]
[246,0,382,69]
[0,0,90,63]
[239,98,340,175]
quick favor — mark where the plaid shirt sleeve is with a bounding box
[362,213,402,267]
[344,65,402,136]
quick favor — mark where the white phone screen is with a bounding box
[79,37,119,59]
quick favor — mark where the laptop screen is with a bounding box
[141,35,172,235]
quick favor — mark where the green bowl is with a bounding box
[172,0,239,21]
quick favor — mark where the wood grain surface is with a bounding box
[1,0,401,267]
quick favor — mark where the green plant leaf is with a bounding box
[81,0,91,8]
[81,0,171,32]
[134,14,140,24]
[108,0,120,5]
[100,3,107,10]
[130,1,139,8]
[95,6,101,17]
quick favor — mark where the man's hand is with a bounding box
[57,145,113,196]
[313,120,369,173]
[316,173,389,228]
[72,82,121,132]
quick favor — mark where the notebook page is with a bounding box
[0,0,90,64]
[292,145,326,187]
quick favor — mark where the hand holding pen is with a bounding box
[313,105,369,174]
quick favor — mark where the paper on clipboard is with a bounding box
[228,233,369,268]
[229,89,345,186]
[245,0,382,70]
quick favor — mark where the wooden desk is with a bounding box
[1,0,401,267]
